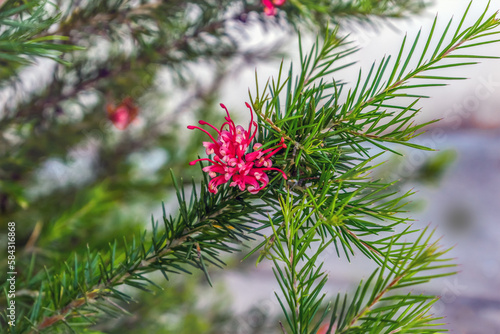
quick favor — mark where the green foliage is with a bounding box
[0,0,498,333]
[0,0,80,77]
[247,3,498,333]
[327,228,455,334]
[1,170,263,332]
[283,0,427,30]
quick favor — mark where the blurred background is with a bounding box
[0,0,499,333]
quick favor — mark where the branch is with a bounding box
[4,3,251,122]
[33,234,189,332]
[344,276,402,331]
[29,184,255,332]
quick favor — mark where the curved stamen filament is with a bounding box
[187,125,218,144]
[189,158,219,166]
[259,167,288,179]
[245,102,255,139]
[220,121,232,132]
[249,121,258,143]
[220,103,236,132]
[264,146,285,159]
[263,138,286,159]
[258,141,285,158]
[245,103,253,127]
[199,120,221,135]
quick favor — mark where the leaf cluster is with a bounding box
[247,3,498,333]
[330,227,455,334]
[0,0,79,77]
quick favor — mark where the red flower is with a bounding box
[107,97,138,130]
[262,0,286,16]
[188,103,287,194]
[317,323,335,334]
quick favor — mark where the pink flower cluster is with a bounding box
[262,0,286,16]
[188,103,287,194]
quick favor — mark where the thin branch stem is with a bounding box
[342,276,402,332]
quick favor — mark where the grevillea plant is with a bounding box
[1,1,499,334]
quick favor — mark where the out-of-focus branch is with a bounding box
[6,7,250,123]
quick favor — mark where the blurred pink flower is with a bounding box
[188,103,287,194]
[262,0,286,16]
[107,97,138,130]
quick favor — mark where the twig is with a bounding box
[31,234,188,332]
[279,321,289,334]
